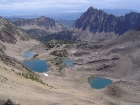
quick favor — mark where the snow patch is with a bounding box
[43,73,48,77]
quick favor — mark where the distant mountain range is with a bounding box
[5,8,139,20]
[4,12,83,20]
[73,7,140,42]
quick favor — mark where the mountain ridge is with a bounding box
[13,16,69,39]
[73,6,140,41]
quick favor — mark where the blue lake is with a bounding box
[62,59,73,67]
[23,50,36,58]
[23,60,48,73]
[90,77,112,89]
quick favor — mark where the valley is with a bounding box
[0,6,140,105]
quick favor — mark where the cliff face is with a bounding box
[0,17,29,44]
[73,7,140,41]
[0,16,39,68]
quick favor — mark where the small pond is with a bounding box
[23,50,36,58]
[62,59,73,67]
[89,77,112,89]
[23,60,48,73]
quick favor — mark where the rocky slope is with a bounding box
[0,17,30,44]
[0,17,46,105]
[0,16,39,64]
[71,29,140,105]
[73,6,140,41]
[13,16,69,39]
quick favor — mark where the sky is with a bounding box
[0,0,140,16]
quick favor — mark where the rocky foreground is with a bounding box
[1,33,140,105]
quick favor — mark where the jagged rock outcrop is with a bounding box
[0,17,29,44]
[13,16,69,39]
[0,99,20,105]
[135,27,140,31]
[73,6,140,41]
[0,53,23,69]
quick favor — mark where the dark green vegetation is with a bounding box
[45,40,74,49]
[48,58,65,72]
[13,65,56,88]
[21,65,45,84]
[45,40,59,49]
[50,50,68,57]
[16,72,46,85]
[16,72,56,89]
[45,40,73,72]
[25,29,50,40]
[0,75,8,83]
[22,64,32,73]
[41,31,76,42]
[33,54,39,58]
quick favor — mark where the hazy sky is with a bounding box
[0,0,140,16]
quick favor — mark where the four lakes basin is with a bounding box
[89,77,112,89]
[23,60,48,73]
[23,50,36,59]
[23,51,112,89]
[62,59,73,67]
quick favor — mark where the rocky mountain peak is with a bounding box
[38,16,54,22]
[39,16,46,19]
[135,27,140,31]
[85,6,105,16]
[73,7,140,41]
[87,6,95,12]
[0,17,9,27]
